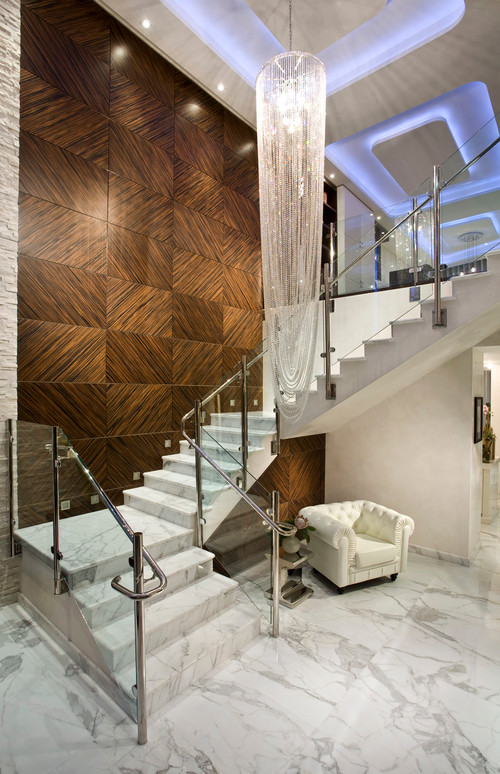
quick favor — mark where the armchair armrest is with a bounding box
[299,506,356,558]
[354,502,415,548]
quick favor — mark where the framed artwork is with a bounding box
[474,396,483,443]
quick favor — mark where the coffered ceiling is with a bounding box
[97,0,500,210]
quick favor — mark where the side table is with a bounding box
[266,547,314,608]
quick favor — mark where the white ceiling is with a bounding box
[97,0,500,210]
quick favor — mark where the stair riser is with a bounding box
[147,616,260,715]
[180,440,244,463]
[143,473,224,505]
[162,457,240,483]
[101,586,239,672]
[79,558,213,629]
[124,493,196,530]
[209,414,275,432]
[65,531,193,591]
[204,427,269,446]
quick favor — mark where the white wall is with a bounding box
[325,349,483,561]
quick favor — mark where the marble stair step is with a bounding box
[180,438,262,461]
[143,469,228,504]
[116,600,260,715]
[73,546,214,629]
[162,452,241,483]
[93,573,239,672]
[123,486,204,529]
[203,425,270,446]
[209,412,276,432]
[15,507,193,590]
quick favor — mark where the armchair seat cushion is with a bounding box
[354,534,396,569]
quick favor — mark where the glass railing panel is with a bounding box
[56,428,139,720]
[199,429,273,624]
[439,135,500,275]
[11,420,54,531]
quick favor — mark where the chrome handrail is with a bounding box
[182,348,267,424]
[65,445,167,599]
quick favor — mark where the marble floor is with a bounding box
[1,521,499,774]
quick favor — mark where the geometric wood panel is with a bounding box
[223,265,263,312]
[172,340,223,386]
[175,73,224,143]
[108,173,174,243]
[21,6,109,115]
[174,202,223,262]
[107,224,173,290]
[18,318,106,383]
[175,114,223,182]
[172,293,223,345]
[106,331,172,384]
[223,186,260,241]
[110,21,174,110]
[20,69,109,168]
[223,146,259,202]
[224,110,259,167]
[174,157,224,222]
[18,382,107,439]
[18,193,107,274]
[172,248,223,303]
[223,225,262,276]
[106,433,167,489]
[106,277,172,337]
[18,255,107,328]
[222,305,262,349]
[108,122,173,200]
[110,69,174,153]
[21,0,110,62]
[19,131,108,220]
[106,384,172,436]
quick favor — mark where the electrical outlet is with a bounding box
[61,500,71,511]
[133,471,141,481]
[253,399,259,406]
[230,399,236,407]
[164,439,171,448]
[90,495,99,505]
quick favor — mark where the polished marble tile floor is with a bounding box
[1,520,499,774]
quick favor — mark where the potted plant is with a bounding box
[483,404,496,462]
[280,513,316,555]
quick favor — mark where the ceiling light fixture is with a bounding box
[256,0,326,422]
[141,19,151,29]
[217,83,225,91]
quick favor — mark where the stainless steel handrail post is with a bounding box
[133,532,147,745]
[432,165,446,328]
[271,400,281,455]
[271,490,280,638]
[323,263,335,400]
[194,400,204,548]
[8,419,15,557]
[240,355,248,490]
[411,197,418,282]
[51,426,62,595]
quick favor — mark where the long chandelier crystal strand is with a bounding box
[256,52,326,422]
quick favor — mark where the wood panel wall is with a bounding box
[17,0,325,521]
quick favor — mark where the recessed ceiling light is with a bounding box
[376,216,381,220]
[217,83,225,92]
[141,19,150,29]
[329,173,335,179]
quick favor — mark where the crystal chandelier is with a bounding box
[256,7,326,422]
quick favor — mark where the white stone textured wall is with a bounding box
[0,0,20,604]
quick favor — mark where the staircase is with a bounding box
[15,410,277,720]
[288,251,500,437]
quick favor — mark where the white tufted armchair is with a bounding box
[298,501,415,593]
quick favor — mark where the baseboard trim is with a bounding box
[409,543,470,567]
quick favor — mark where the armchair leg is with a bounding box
[390,573,398,581]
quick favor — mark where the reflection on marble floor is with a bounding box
[1,519,500,774]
